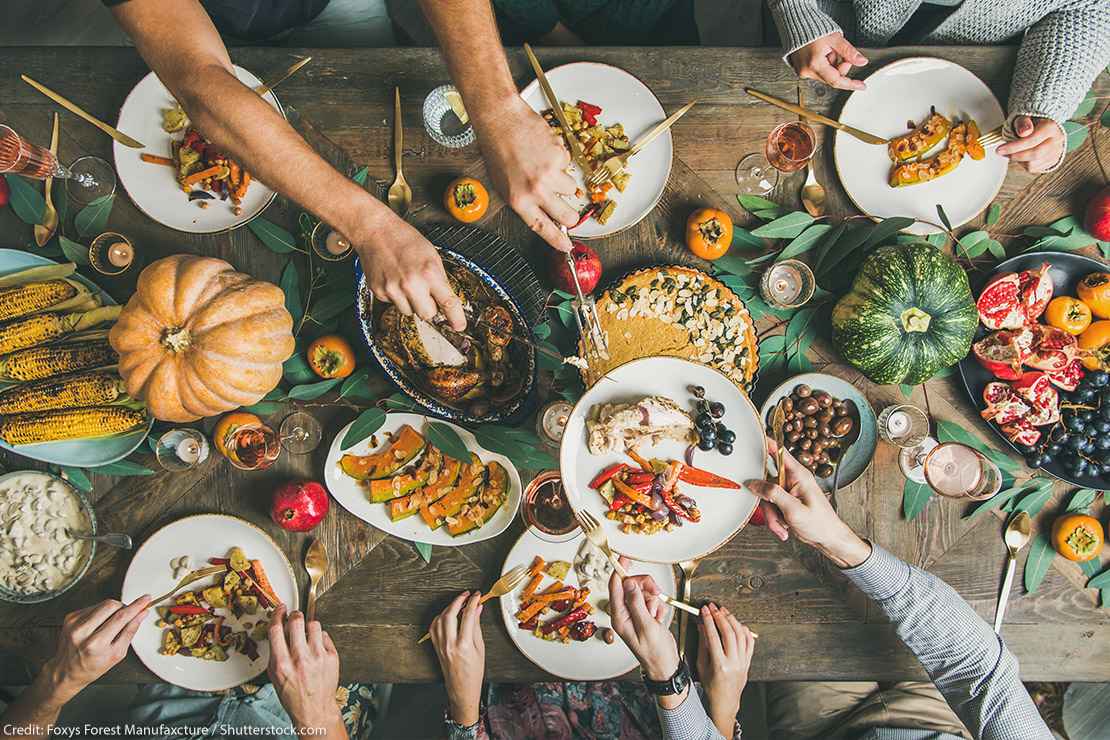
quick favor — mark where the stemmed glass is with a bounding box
[735,121,817,196]
[0,125,115,203]
[279,411,322,455]
[922,442,1003,501]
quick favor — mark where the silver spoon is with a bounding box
[67,530,133,549]
[993,512,1031,634]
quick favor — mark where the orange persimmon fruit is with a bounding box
[444,177,489,223]
[685,208,733,261]
[1051,513,1104,562]
[307,335,356,379]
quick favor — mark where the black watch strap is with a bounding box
[641,657,691,696]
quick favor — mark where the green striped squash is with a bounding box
[831,243,977,385]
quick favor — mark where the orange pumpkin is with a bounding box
[444,177,489,223]
[1077,272,1110,318]
[1051,513,1104,562]
[1078,320,1110,371]
[685,208,733,261]
[109,255,295,422]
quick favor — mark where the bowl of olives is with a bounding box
[758,373,878,490]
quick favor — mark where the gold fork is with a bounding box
[151,564,228,606]
[977,125,1005,148]
[417,564,530,644]
[575,510,700,616]
[587,100,696,188]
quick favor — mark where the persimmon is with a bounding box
[1077,272,1110,318]
[1051,513,1104,562]
[1045,296,1092,335]
[444,177,489,223]
[307,335,356,379]
[1078,320,1110,371]
[213,412,264,461]
[685,208,733,261]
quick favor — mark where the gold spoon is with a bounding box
[993,511,1031,634]
[305,537,328,622]
[801,166,826,218]
[387,87,412,216]
[34,112,60,247]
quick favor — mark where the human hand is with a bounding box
[787,32,868,91]
[697,603,754,737]
[352,215,466,331]
[472,98,579,252]
[44,596,152,702]
[430,591,485,727]
[745,440,871,568]
[608,556,675,681]
[996,116,1065,174]
[267,605,343,730]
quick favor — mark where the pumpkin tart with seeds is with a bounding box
[578,266,758,391]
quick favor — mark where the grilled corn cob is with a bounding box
[0,340,118,381]
[0,280,79,322]
[0,305,120,355]
[0,406,145,445]
[0,371,124,414]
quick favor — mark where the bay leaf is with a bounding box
[58,236,91,265]
[287,377,342,400]
[425,422,471,462]
[751,211,814,240]
[902,479,932,520]
[776,223,832,262]
[309,290,355,323]
[74,194,114,238]
[414,542,433,563]
[248,217,299,254]
[1022,534,1054,594]
[280,261,304,327]
[341,407,387,449]
[3,174,46,225]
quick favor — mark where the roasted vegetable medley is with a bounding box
[542,99,630,225]
[515,555,598,643]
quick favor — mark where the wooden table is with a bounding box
[0,46,1108,684]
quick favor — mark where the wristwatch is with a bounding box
[641,657,691,696]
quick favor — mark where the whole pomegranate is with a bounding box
[0,177,9,208]
[551,241,602,295]
[1085,185,1110,242]
[271,480,329,532]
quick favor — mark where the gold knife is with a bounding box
[744,87,888,146]
[21,74,144,149]
[523,44,595,178]
[253,56,312,98]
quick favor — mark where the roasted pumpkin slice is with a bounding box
[447,461,509,536]
[340,424,424,481]
[421,454,484,528]
[888,122,968,187]
[388,454,463,521]
[887,109,951,162]
[964,119,985,160]
[368,445,443,503]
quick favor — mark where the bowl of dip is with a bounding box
[0,471,96,604]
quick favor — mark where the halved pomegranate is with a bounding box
[1026,400,1060,426]
[972,329,1032,380]
[1046,359,1085,392]
[1012,371,1059,426]
[1018,263,1054,322]
[982,382,1014,406]
[1001,418,1041,446]
[1026,324,1078,372]
[977,272,1025,330]
[981,397,1031,425]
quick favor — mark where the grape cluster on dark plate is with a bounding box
[1021,370,1110,477]
[689,385,735,455]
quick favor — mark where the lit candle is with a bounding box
[886,410,910,437]
[538,400,573,447]
[107,241,134,269]
[325,230,350,256]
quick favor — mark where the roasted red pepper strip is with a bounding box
[612,477,656,508]
[208,557,229,565]
[168,604,209,615]
[576,100,602,126]
[661,461,684,491]
[678,465,742,489]
[661,489,699,522]
[609,494,631,511]
[541,606,588,635]
[571,203,599,229]
[589,463,627,489]
[626,449,654,472]
[624,471,655,487]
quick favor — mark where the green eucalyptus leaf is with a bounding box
[551,289,573,301]
[936,204,954,233]
[425,422,471,462]
[713,252,755,278]
[810,221,848,274]
[965,484,1028,519]
[59,466,93,492]
[414,541,433,563]
[1022,534,1055,594]
[1066,488,1100,513]
[533,322,552,340]
[3,174,46,225]
[1087,567,1110,590]
[92,459,155,476]
[737,195,780,213]
[1063,121,1089,152]
[1072,91,1097,119]
[309,290,355,323]
[776,224,832,262]
[985,239,1006,260]
[926,232,948,248]
[280,261,304,327]
[751,211,814,240]
[1078,558,1101,579]
[337,368,372,400]
[1011,481,1054,517]
[860,216,916,251]
[753,208,783,221]
[1101,107,1110,128]
[785,306,818,346]
[58,236,91,265]
[552,300,576,331]
[816,223,870,277]
[283,353,317,384]
[74,194,114,238]
[351,165,369,186]
[787,351,812,374]
[958,230,990,258]
[986,203,1001,226]
[287,377,342,400]
[241,401,284,416]
[341,407,387,449]
[902,479,932,520]
[248,217,299,254]
[730,226,765,252]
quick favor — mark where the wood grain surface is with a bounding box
[0,45,1107,684]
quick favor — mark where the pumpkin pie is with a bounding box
[578,266,759,392]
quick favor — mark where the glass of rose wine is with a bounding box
[0,125,116,203]
[923,442,1002,501]
[736,121,817,196]
[225,423,282,471]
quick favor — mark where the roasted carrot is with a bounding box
[528,556,545,577]
[571,587,590,609]
[612,477,655,508]
[532,588,576,603]
[516,600,548,623]
[140,153,174,166]
[522,573,543,600]
[232,170,251,202]
[182,165,224,187]
[627,449,654,472]
[227,160,241,189]
[250,560,282,608]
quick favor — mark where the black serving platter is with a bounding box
[958,250,1109,486]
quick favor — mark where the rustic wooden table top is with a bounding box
[0,45,1107,684]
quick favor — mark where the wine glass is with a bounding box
[279,411,322,455]
[0,125,115,203]
[765,121,817,174]
[923,442,1002,501]
[225,423,281,471]
[735,151,779,196]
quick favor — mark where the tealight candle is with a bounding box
[325,230,350,256]
[536,400,573,449]
[89,232,137,276]
[760,259,815,309]
[886,410,910,437]
[175,436,204,465]
[107,241,134,268]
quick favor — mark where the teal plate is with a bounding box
[0,249,152,467]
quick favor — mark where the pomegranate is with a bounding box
[973,329,1032,380]
[980,382,1030,425]
[1017,263,1054,322]
[1012,371,1059,426]
[976,272,1025,330]
[1026,399,1060,426]
[1001,418,1041,447]
[1084,185,1110,242]
[1046,359,1085,392]
[0,177,9,208]
[551,241,602,295]
[982,381,1015,406]
[1026,324,1077,372]
[270,480,329,532]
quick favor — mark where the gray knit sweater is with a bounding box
[769,0,1110,128]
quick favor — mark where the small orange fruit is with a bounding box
[1078,320,1110,371]
[444,177,489,223]
[1077,272,1110,318]
[685,208,733,261]
[1051,513,1104,562]
[1044,296,1092,335]
[213,412,264,461]
[307,335,356,379]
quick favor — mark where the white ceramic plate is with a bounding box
[520,62,672,239]
[121,514,298,691]
[0,249,153,466]
[834,57,1007,236]
[500,528,675,680]
[560,357,763,563]
[323,413,522,547]
[113,66,280,233]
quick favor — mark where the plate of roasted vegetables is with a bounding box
[114,65,279,233]
[520,62,672,238]
[323,413,522,546]
[0,251,151,466]
[561,357,763,563]
[833,57,1007,236]
[122,514,297,691]
[500,528,675,680]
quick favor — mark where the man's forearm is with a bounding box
[0,667,71,736]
